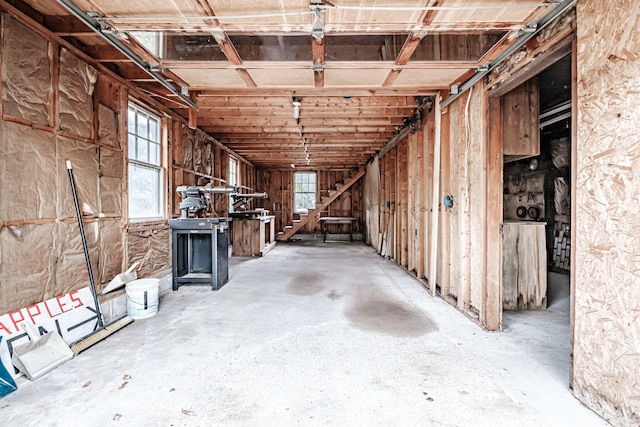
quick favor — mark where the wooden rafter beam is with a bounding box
[196,107,415,117]
[195,88,436,97]
[197,117,404,127]
[312,36,325,88]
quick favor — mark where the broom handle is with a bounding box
[66,161,104,328]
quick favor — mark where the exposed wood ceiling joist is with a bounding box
[8,0,567,169]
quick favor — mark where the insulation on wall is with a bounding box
[55,221,99,295]
[0,122,57,221]
[99,148,123,217]
[127,229,171,278]
[573,1,640,425]
[0,224,56,314]
[58,48,97,139]
[1,16,51,126]
[98,104,119,148]
[97,220,124,289]
[56,136,100,219]
[181,126,194,169]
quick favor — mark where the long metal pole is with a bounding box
[66,160,104,328]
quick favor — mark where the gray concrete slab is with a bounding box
[0,242,608,426]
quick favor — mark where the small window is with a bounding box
[294,172,316,213]
[229,157,238,187]
[128,102,163,219]
[128,32,163,58]
[229,157,239,212]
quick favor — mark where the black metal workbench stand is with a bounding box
[170,218,231,290]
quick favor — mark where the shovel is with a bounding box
[11,322,73,380]
[101,262,140,295]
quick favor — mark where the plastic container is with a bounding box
[126,278,160,319]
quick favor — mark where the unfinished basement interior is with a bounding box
[0,0,638,425]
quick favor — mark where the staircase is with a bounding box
[277,167,366,241]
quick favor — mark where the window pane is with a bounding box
[149,118,159,142]
[149,142,159,165]
[128,163,161,218]
[128,107,136,132]
[137,113,148,139]
[138,139,149,163]
[128,134,137,159]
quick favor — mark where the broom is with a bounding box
[66,161,133,356]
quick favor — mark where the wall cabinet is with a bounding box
[502,79,540,162]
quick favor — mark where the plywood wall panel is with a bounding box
[573,2,640,425]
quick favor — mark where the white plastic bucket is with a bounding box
[126,278,160,319]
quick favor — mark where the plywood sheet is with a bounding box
[249,68,313,87]
[212,0,310,26]
[392,68,469,88]
[324,68,388,87]
[172,68,248,88]
[431,0,539,24]
[573,1,640,425]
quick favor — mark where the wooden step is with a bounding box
[293,220,301,223]
[285,225,293,229]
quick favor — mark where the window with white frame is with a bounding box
[228,157,238,212]
[128,102,163,219]
[229,157,238,188]
[294,172,316,213]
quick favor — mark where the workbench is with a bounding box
[231,215,276,256]
[318,217,357,242]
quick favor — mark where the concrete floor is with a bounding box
[1,241,608,426]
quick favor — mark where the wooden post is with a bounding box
[416,127,426,279]
[458,91,471,309]
[484,95,502,331]
[429,92,442,297]
[439,102,451,296]
[408,132,416,272]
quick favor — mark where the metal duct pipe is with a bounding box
[440,0,576,109]
[56,0,196,109]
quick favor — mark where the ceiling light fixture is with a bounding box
[292,97,301,119]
